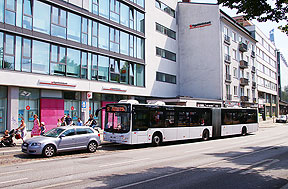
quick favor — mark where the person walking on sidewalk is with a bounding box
[76,117,83,126]
[57,118,61,127]
[31,114,41,137]
[40,122,46,135]
[16,118,27,142]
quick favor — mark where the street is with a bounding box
[1,123,288,189]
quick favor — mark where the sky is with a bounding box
[197,0,288,60]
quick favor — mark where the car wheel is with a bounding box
[43,145,56,157]
[87,141,97,153]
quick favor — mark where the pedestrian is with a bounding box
[31,114,41,137]
[40,122,46,135]
[16,118,27,142]
[61,117,67,126]
[76,117,83,126]
[57,118,61,127]
[84,114,97,127]
[65,114,73,126]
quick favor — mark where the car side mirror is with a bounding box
[59,134,65,138]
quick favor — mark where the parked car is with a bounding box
[276,115,288,123]
[22,126,101,157]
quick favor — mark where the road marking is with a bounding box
[37,179,83,189]
[0,169,33,176]
[184,147,213,153]
[0,178,28,184]
[99,158,150,168]
[0,149,21,153]
[115,142,287,189]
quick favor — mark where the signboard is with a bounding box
[102,87,127,92]
[38,80,76,88]
[18,110,24,122]
[81,101,86,109]
[71,106,75,111]
[189,21,212,30]
[28,110,36,122]
[87,92,92,99]
[26,106,30,110]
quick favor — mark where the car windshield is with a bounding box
[280,115,286,118]
[43,128,65,137]
[105,112,130,133]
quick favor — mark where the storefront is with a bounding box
[18,88,40,131]
[64,91,81,123]
[0,86,7,133]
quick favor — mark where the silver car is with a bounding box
[22,126,101,157]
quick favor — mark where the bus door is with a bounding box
[132,106,149,144]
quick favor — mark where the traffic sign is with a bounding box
[81,101,86,109]
[26,106,30,110]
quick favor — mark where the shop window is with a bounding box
[64,91,80,122]
[19,88,40,131]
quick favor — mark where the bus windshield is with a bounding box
[104,104,130,133]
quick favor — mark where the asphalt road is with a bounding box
[1,123,288,189]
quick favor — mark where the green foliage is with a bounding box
[218,0,288,35]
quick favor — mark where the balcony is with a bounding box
[226,94,232,100]
[240,96,249,102]
[251,51,255,58]
[239,42,248,52]
[239,60,249,69]
[224,35,231,45]
[240,78,249,86]
[251,66,256,73]
[252,81,256,88]
[225,74,231,82]
[224,54,231,63]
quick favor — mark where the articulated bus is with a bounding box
[103,100,258,145]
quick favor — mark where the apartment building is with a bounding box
[277,51,288,115]
[240,23,279,118]
[178,2,257,108]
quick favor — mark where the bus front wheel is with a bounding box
[152,133,162,146]
[202,129,209,141]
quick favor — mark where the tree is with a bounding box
[217,0,288,35]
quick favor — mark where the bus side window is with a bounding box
[132,108,149,131]
[165,111,175,127]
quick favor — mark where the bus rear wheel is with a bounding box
[152,134,162,146]
[241,127,247,136]
[202,129,209,141]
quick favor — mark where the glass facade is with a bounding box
[0,31,144,87]
[19,88,40,131]
[64,91,80,122]
[0,86,7,133]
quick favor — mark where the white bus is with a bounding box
[103,101,258,145]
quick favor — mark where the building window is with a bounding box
[23,0,33,30]
[5,0,16,25]
[156,72,176,84]
[110,0,120,23]
[99,0,109,19]
[99,23,109,50]
[33,0,51,34]
[232,31,236,41]
[224,45,229,55]
[233,67,237,78]
[98,55,109,81]
[110,28,120,53]
[155,0,175,18]
[136,11,144,33]
[109,58,120,82]
[136,37,144,59]
[233,49,237,60]
[156,23,176,40]
[92,0,99,15]
[81,52,88,79]
[51,7,67,39]
[3,34,15,70]
[135,64,144,86]
[22,38,32,72]
[82,18,88,45]
[67,12,81,42]
[120,60,129,84]
[66,48,81,77]
[120,3,129,27]
[92,21,98,47]
[120,31,129,56]
[50,45,66,76]
[234,86,238,96]
[156,47,176,62]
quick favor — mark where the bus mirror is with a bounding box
[95,107,106,117]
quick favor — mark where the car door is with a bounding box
[57,128,76,151]
[74,128,91,149]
